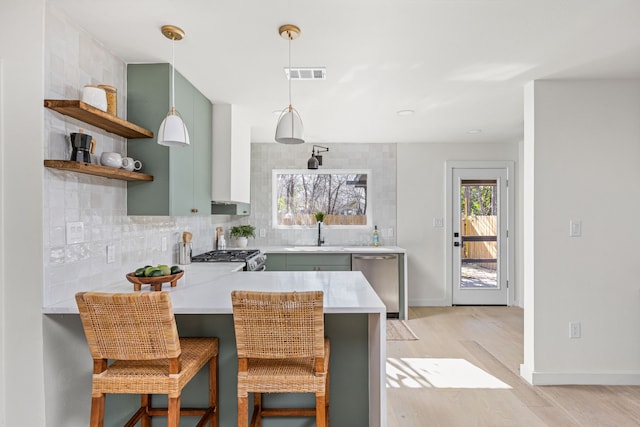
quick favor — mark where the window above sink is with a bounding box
[272,169,371,229]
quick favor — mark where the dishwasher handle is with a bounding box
[352,254,397,261]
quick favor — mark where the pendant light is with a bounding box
[157,25,190,147]
[275,24,304,144]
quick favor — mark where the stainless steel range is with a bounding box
[191,249,267,271]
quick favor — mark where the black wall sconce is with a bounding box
[307,145,329,169]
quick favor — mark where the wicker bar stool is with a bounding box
[75,291,219,427]
[231,290,330,427]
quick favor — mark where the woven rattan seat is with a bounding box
[231,290,330,427]
[76,291,219,427]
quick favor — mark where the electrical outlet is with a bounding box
[569,220,582,237]
[387,228,394,237]
[569,321,581,338]
[66,221,84,244]
[259,228,266,238]
[106,244,115,264]
[161,236,168,252]
[433,218,444,228]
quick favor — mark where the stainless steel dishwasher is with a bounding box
[352,253,399,318]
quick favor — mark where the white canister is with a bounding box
[82,85,108,112]
[100,152,122,169]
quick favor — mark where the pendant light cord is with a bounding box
[171,37,176,110]
[288,34,292,108]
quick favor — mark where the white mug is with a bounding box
[100,151,122,169]
[121,157,142,172]
[82,85,108,112]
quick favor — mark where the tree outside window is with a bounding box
[273,170,370,227]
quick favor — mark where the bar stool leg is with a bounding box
[326,369,331,426]
[238,395,248,427]
[168,395,181,427]
[316,393,327,427]
[210,356,218,427]
[141,394,151,427]
[90,394,105,427]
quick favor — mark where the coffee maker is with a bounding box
[69,132,95,163]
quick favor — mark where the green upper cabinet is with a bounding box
[127,63,212,216]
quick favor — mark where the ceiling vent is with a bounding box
[285,67,326,80]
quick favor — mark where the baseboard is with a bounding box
[408,298,450,307]
[409,298,523,307]
[520,364,640,385]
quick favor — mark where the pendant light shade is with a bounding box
[275,24,304,145]
[275,106,304,144]
[158,25,190,147]
[158,107,190,147]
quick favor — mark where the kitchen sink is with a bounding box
[285,246,345,251]
[284,246,391,252]
[343,247,389,252]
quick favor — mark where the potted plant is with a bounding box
[230,225,256,248]
[314,211,326,223]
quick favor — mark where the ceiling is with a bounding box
[48,0,640,144]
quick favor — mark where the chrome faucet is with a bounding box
[317,222,325,246]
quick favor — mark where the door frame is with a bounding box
[445,161,515,306]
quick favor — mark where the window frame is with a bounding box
[271,168,372,229]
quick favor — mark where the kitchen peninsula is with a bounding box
[43,264,386,427]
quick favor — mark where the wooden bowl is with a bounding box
[126,270,184,291]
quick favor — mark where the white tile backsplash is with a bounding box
[248,143,397,247]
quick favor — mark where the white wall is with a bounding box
[397,142,519,306]
[522,79,640,385]
[0,0,46,425]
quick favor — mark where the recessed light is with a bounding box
[396,109,415,116]
[467,129,482,134]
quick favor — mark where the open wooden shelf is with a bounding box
[44,100,154,139]
[44,160,154,182]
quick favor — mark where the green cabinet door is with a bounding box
[192,91,213,215]
[263,253,352,271]
[265,254,286,271]
[127,63,212,216]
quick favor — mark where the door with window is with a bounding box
[447,163,513,305]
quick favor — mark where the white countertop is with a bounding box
[43,263,386,315]
[262,245,406,254]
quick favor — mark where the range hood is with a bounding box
[211,104,251,215]
[211,201,250,215]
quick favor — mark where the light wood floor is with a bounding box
[387,307,640,426]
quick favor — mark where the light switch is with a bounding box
[66,221,84,244]
[569,220,582,237]
[433,218,444,228]
[106,244,115,264]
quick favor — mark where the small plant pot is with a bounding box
[236,237,248,248]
